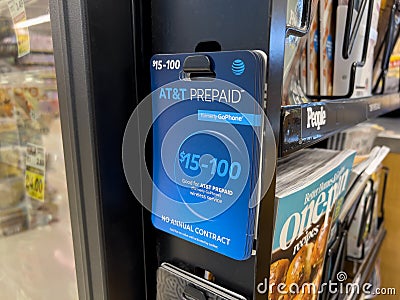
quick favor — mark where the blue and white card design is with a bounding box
[150,51,266,260]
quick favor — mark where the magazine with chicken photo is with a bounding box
[269,149,355,299]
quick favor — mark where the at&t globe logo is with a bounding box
[232,59,245,76]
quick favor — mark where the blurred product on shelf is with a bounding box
[0,175,24,209]
[341,159,387,284]
[284,0,399,104]
[353,0,381,98]
[363,260,382,299]
[374,0,398,62]
[322,146,388,272]
[327,122,384,156]
[29,32,53,53]
[381,37,400,93]
[320,0,336,96]
[270,149,355,300]
[0,0,61,240]
[0,68,60,238]
[372,0,399,93]
[0,205,28,236]
[320,121,390,300]
[16,54,55,67]
[346,162,386,260]
[307,8,320,96]
[300,46,308,94]
[0,7,54,72]
[283,0,319,105]
[0,87,13,117]
[284,0,307,81]
[333,0,376,98]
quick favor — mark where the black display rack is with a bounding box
[281,93,400,156]
[147,0,400,299]
[49,0,400,299]
[146,1,285,299]
[341,226,386,300]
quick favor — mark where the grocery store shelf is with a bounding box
[280,93,400,156]
[344,224,387,300]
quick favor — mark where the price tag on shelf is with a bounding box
[7,0,30,58]
[25,143,45,202]
[7,0,25,19]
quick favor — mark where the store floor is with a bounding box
[0,119,79,300]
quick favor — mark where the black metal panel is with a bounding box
[254,0,287,299]
[50,0,108,298]
[149,1,280,299]
[281,93,400,156]
[366,94,400,118]
[83,0,148,298]
[51,0,150,298]
[151,0,270,53]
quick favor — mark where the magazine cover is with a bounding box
[307,9,320,96]
[384,38,400,93]
[283,0,319,104]
[319,0,335,96]
[269,150,355,299]
[374,0,396,63]
[300,45,308,94]
[354,0,381,98]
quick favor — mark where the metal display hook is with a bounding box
[286,0,314,37]
[306,0,375,100]
[372,1,400,94]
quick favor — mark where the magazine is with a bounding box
[269,149,355,299]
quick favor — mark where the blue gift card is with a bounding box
[150,51,266,260]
